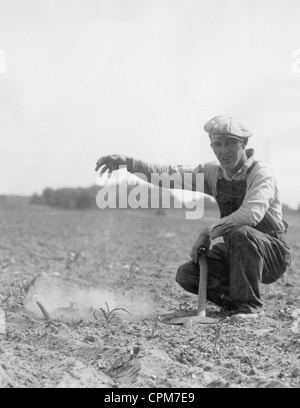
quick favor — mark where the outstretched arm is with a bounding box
[95,154,209,192]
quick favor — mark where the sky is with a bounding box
[0,0,300,208]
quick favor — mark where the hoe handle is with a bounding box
[197,248,208,317]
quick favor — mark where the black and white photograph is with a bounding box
[1,0,300,390]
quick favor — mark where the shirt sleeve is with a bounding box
[209,166,276,239]
[130,158,211,193]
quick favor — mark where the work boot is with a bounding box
[230,305,265,322]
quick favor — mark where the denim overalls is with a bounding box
[176,162,292,313]
[216,161,286,239]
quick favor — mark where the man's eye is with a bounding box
[228,140,237,145]
[212,142,221,148]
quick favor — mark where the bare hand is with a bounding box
[190,230,211,264]
[95,155,129,173]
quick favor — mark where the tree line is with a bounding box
[30,186,98,210]
[30,184,219,211]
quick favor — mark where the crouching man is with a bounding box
[95,115,292,318]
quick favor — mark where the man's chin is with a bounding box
[221,162,234,170]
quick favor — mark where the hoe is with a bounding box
[170,248,218,325]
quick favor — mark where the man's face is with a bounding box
[210,135,247,173]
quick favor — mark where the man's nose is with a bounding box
[220,143,229,154]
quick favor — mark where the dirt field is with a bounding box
[0,198,300,388]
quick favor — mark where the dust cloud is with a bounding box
[23,274,154,322]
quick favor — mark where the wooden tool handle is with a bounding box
[197,249,208,317]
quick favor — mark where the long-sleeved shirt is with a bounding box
[128,149,286,239]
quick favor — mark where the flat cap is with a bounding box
[204,115,253,138]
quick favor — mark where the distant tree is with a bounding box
[30,193,42,205]
[43,188,56,206]
[30,186,99,210]
[75,188,95,209]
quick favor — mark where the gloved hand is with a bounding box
[95,155,131,173]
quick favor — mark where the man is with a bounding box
[95,115,292,317]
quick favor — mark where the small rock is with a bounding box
[203,363,213,371]
[291,367,300,378]
[254,329,272,336]
[248,368,257,376]
[207,379,228,388]
[183,319,193,328]
[264,380,290,388]
[291,309,300,319]
[132,346,140,356]
[0,309,6,334]
[84,335,96,343]
[291,318,300,334]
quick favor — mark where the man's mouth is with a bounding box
[221,157,232,163]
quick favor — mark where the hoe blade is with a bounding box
[170,315,218,325]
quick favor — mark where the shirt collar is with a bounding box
[219,149,255,180]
